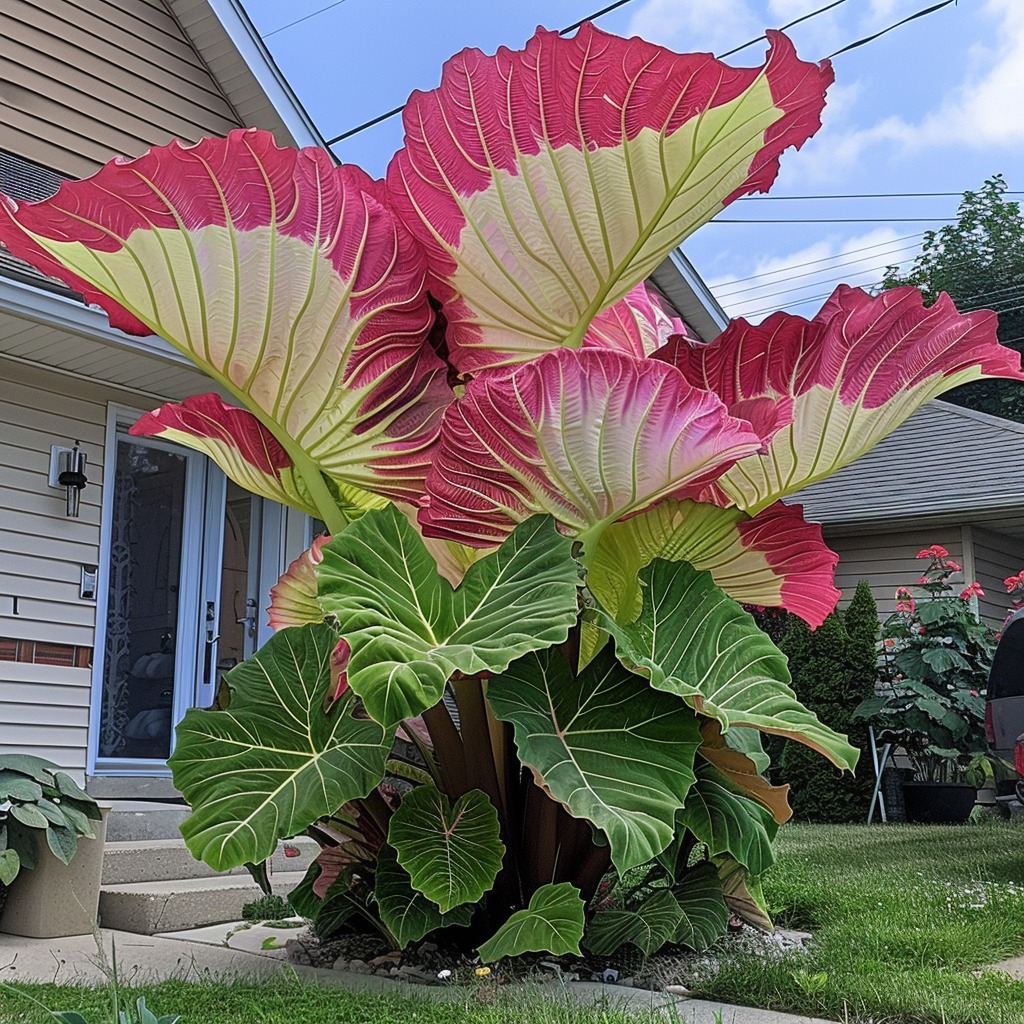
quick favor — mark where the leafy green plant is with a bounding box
[240,893,292,923]
[855,545,996,782]
[0,753,102,894]
[1,24,1020,962]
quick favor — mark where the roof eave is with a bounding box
[166,0,328,150]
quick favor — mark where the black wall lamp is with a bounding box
[49,441,88,518]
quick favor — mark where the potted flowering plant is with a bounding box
[855,546,996,822]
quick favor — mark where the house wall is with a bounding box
[0,358,112,773]
[824,528,965,618]
[970,527,1024,628]
[1,0,243,179]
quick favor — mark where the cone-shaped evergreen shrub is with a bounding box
[777,582,879,822]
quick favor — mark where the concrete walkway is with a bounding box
[0,928,839,1024]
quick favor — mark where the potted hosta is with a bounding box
[0,753,106,937]
[855,546,997,823]
[2,25,1021,960]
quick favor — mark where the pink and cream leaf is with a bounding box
[267,533,332,632]
[0,129,451,507]
[387,25,832,373]
[131,395,324,517]
[419,348,764,546]
[583,283,689,358]
[587,499,840,630]
[662,286,1024,513]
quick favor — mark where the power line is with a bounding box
[323,0,646,145]
[265,0,351,38]
[717,249,921,299]
[717,0,850,59]
[719,261,912,306]
[713,217,956,224]
[321,0,956,148]
[717,232,927,285]
[739,191,1024,201]
[825,0,958,59]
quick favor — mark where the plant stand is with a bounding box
[0,807,108,938]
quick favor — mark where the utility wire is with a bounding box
[825,0,958,59]
[265,0,351,37]
[714,217,956,224]
[323,0,645,145]
[320,0,956,148]
[716,248,922,298]
[718,232,927,285]
[717,0,849,59]
[739,191,1024,201]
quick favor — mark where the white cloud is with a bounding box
[708,228,909,322]
[791,0,1024,177]
[908,0,1024,148]
[627,0,761,55]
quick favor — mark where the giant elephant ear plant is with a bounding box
[2,24,1021,961]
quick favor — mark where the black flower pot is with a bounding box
[901,782,976,824]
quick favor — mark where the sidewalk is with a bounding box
[0,928,840,1024]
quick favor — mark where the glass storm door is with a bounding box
[93,432,209,771]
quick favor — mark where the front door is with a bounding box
[89,429,272,775]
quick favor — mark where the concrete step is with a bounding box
[98,870,307,935]
[102,836,319,885]
[104,801,191,842]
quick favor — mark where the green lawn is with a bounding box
[691,820,1024,1024]
[3,822,1023,1024]
[0,978,663,1024]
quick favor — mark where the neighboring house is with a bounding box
[0,0,726,793]
[795,400,1024,628]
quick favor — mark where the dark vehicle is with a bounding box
[986,608,1024,804]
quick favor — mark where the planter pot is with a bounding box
[0,806,108,938]
[902,782,976,824]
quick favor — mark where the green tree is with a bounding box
[777,582,879,823]
[883,175,1024,421]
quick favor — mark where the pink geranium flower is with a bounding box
[917,544,949,559]
[960,581,985,600]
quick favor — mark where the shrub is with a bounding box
[777,583,879,823]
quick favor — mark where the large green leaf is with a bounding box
[170,623,392,871]
[678,764,778,877]
[387,786,504,914]
[477,883,585,962]
[316,507,580,727]
[595,559,858,770]
[673,863,730,950]
[375,842,474,946]
[585,888,683,956]
[488,647,702,876]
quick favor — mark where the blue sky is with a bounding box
[242,0,1023,323]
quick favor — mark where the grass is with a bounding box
[0,975,670,1024]
[3,822,1023,1024]
[688,819,1024,1024]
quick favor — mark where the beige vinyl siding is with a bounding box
[0,663,91,773]
[0,365,106,648]
[1,0,244,178]
[970,527,1024,628]
[0,361,120,775]
[824,529,965,618]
